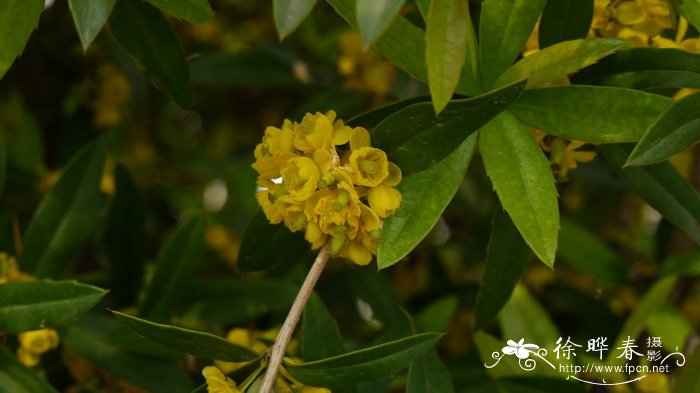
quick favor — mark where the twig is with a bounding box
[259,242,331,393]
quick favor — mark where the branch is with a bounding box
[259,242,331,393]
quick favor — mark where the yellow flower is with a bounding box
[349,147,389,187]
[0,253,20,284]
[17,328,60,367]
[281,157,321,201]
[215,328,268,374]
[368,185,402,219]
[252,111,402,265]
[202,366,240,393]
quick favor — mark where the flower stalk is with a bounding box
[259,242,331,393]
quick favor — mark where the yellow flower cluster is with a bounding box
[252,111,402,265]
[337,32,396,98]
[17,328,60,367]
[594,0,672,47]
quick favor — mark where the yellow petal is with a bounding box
[615,2,647,25]
[368,185,402,218]
[342,240,372,265]
[350,127,371,150]
[382,162,402,187]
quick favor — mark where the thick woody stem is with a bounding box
[259,242,331,393]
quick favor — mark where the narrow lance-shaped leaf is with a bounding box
[104,164,147,308]
[426,0,469,113]
[538,0,593,48]
[112,311,260,362]
[0,280,107,333]
[479,0,547,88]
[493,38,628,89]
[627,92,700,166]
[0,348,60,393]
[357,0,406,46]
[608,276,677,366]
[68,0,117,51]
[510,86,673,143]
[407,349,454,393]
[377,135,476,269]
[558,219,628,284]
[0,0,43,80]
[474,208,531,330]
[599,144,700,244]
[573,47,700,85]
[302,293,346,362]
[283,333,442,386]
[109,0,192,107]
[63,315,194,393]
[140,214,207,320]
[479,111,559,266]
[144,0,213,24]
[371,80,526,175]
[0,134,6,199]
[326,0,481,96]
[274,0,319,40]
[20,137,107,278]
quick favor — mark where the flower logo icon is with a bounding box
[502,338,540,359]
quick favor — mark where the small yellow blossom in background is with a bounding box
[17,328,60,367]
[338,32,395,98]
[92,64,131,128]
[252,110,402,265]
[202,366,241,393]
[530,130,596,180]
[0,253,21,283]
[215,328,269,373]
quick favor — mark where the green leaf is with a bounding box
[493,38,627,89]
[144,0,213,24]
[110,0,191,107]
[238,209,309,272]
[111,311,260,362]
[0,134,6,199]
[425,0,469,113]
[646,303,693,353]
[273,0,318,39]
[377,135,476,269]
[478,0,547,88]
[19,137,107,278]
[659,252,700,277]
[284,333,441,386]
[371,80,525,175]
[538,0,593,49]
[627,92,700,166]
[407,349,454,393]
[68,0,116,51]
[326,0,481,96]
[671,0,700,31]
[511,86,673,143]
[593,70,700,90]
[103,164,147,308]
[599,144,700,244]
[558,219,628,284]
[357,0,406,46]
[0,348,59,393]
[0,280,106,333]
[0,0,43,80]
[674,346,700,393]
[574,47,700,85]
[140,214,207,320]
[417,296,459,333]
[302,293,346,362]
[347,96,429,129]
[500,285,560,352]
[474,208,531,330]
[63,314,194,393]
[608,276,677,366]
[479,111,559,266]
